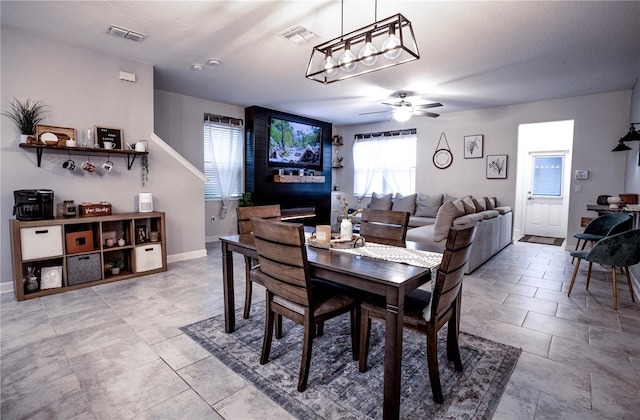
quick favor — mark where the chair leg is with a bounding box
[426,325,444,404]
[350,308,360,361]
[358,308,371,373]
[568,258,581,296]
[572,239,582,264]
[275,314,283,339]
[624,267,636,303]
[260,297,275,365]
[586,262,593,290]
[298,315,314,392]
[446,302,463,371]
[611,267,618,310]
[315,322,324,337]
[243,260,252,319]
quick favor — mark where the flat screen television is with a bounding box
[268,116,322,170]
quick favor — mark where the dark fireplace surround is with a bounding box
[244,106,332,225]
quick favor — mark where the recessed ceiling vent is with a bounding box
[107,25,146,42]
[279,25,318,45]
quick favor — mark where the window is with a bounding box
[203,115,244,200]
[352,129,416,198]
[532,155,563,196]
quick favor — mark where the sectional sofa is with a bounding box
[351,192,513,274]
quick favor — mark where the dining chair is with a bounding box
[250,217,361,392]
[358,208,411,247]
[358,222,478,404]
[568,228,640,310]
[236,204,281,319]
[572,213,632,263]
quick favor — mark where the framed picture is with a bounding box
[486,154,508,179]
[136,225,147,244]
[95,126,124,150]
[464,135,483,158]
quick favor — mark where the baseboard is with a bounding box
[167,249,208,263]
[0,282,14,295]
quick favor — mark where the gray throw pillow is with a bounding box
[462,196,476,214]
[484,196,497,210]
[392,193,417,214]
[472,197,486,212]
[434,200,465,242]
[370,192,393,210]
[415,193,443,217]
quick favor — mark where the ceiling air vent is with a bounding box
[279,25,318,45]
[107,25,146,42]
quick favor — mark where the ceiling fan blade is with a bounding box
[413,110,440,118]
[413,102,443,109]
[359,110,391,115]
[381,102,399,107]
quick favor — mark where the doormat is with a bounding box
[181,302,521,419]
[519,235,564,246]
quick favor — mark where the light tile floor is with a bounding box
[1,240,639,419]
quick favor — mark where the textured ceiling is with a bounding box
[2,1,639,126]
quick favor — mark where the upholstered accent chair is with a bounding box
[572,213,632,264]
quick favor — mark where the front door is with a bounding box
[524,153,568,238]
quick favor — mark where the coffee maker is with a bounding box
[13,189,55,220]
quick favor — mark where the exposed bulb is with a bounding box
[393,107,412,122]
[322,50,338,77]
[338,41,358,72]
[382,25,402,60]
[357,33,378,66]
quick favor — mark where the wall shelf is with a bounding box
[19,143,147,170]
[273,175,326,183]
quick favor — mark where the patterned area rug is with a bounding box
[518,235,565,246]
[181,303,521,419]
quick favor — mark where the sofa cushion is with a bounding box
[392,193,417,213]
[415,193,443,217]
[408,216,436,227]
[370,192,393,210]
[405,225,446,253]
[480,209,500,219]
[444,193,458,203]
[433,200,465,242]
[453,213,484,225]
[485,196,497,210]
[473,198,486,212]
[495,206,512,214]
[461,196,476,214]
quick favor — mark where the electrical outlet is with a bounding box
[210,216,216,223]
[575,185,582,193]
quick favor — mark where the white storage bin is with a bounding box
[135,243,162,272]
[20,225,63,260]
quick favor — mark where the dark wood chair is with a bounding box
[236,204,281,319]
[568,228,640,309]
[250,217,360,392]
[358,222,478,404]
[358,208,411,247]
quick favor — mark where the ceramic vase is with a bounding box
[340,218,353,240]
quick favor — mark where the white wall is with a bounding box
[334,91,632,246]
[154,90,245,241]
[1,27,205,292]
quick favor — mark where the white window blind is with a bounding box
[352,129,417,199]
[203,116,244,201]
[532,155,563,197]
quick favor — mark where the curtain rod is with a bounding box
[354,128,416,139]
[204,113,243,126]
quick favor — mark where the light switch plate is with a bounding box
[575,170,589,179]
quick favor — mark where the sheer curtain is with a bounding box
[352,129,417,202]
[203,114,244,219]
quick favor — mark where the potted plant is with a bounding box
[239,192,254,207]
[111,257,122,275]
[1,97,47,143]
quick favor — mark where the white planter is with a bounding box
[340,218,353,240]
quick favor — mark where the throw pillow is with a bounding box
[433,200,465,242]
[392,193,417,214]
[370,192,393,210]
[484,196,496,210]
[461,196,476,214]
[472,197,486,212]
[415,193,443,217]
[444,193,458,202]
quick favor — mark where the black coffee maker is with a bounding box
[13,189,55,220]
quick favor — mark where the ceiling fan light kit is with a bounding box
[305,13,419,84]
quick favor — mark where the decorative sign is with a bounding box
[95,126,123,150]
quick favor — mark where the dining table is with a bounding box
[220,232,439,419]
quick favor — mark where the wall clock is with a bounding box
[432,132,453,169]
[433,149,453,169]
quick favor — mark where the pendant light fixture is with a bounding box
[611,123,640,152]
[306,0,419,84]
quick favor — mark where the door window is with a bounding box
[532,155,563,197]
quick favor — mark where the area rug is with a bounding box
[181,303,521,419]
[518,235,565,246]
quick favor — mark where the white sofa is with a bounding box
[352,192,513,274]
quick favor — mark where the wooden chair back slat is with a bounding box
[359,209,410,247]
[237,204,281,234]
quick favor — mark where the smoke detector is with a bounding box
[107,25,146,42]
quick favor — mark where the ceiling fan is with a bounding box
[360,93,443,121]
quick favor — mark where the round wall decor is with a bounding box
[432,132,453,169]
